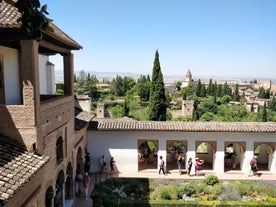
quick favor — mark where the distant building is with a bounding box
[182,99,194,117]
[165,83,177,95]
[254,80,276,94]
[181,69,196,88]
[96,83,110,90]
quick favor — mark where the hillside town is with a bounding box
[1,1,276,207]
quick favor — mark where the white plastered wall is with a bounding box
[39,55,55,94]
[0,46,20,105]
[88,130,276,175]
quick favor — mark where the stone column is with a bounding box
[63,53,74,96]
[214,140,224,174]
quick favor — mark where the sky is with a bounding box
[40,0,276,79]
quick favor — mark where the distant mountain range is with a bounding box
[55,70,275,84]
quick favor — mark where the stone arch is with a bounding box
[65,162,73,200]
[76,147,83,173]
[54,170,65,207]
[138,140,158,171]
[254,142,274,171]
[195,141,216,170]
[224,142,245,171]
[166,140,187,171]
[45,186,54,207]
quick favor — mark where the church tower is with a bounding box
[181,69,193,88]
[185,69,192,82]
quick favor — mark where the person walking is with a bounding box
[110,157,116,174]
[249,156,258,176]
[159,156,166,175]
[84,152,91,174]
[83,172,91,200]
[99,155,106,174]
[75,167,82,196]
[187,157,193,176]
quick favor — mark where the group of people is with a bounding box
[159,155,205,176]
[75,152,92,200]
[75,167,91,200]
[159,154,260,177]
[99,155,116,174]
[75,153,117,200]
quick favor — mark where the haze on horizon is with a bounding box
[41,0,276,79]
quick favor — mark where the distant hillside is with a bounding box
[55,70,275,84]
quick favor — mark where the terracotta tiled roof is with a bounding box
[88,119,276,133]
[0,1,21,28]
[0,136,49,205]
[0,1,82,49]
[75,107,94,130]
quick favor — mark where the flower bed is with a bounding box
[91,176,276,207]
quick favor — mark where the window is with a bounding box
[56,137,63,164]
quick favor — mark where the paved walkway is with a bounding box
[71,170,276,207]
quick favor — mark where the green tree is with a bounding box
[136,75,150,101]
[196,79,202,97]
[199,112,216,121]
[200,83,207,97]
[262,102,267,122]
[270,95,276,111]
[123,99,129,117]
[175,81,182,91]
[123,76,136,95]
[207,79,216,96]
[9,0,53,40]
[233,83,240,102]
[180,83,194,98]
[148,50,167,121]
[197,97,218,117]
[74,70,99,100]
[216,84,223,97]
[222,81,232,96]
[258,87,265,98]
[110,75,124,96]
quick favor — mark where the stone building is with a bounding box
[0,2,92,207]
[182,100,194,117]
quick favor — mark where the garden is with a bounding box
[91,175,276,207]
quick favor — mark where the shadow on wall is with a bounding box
[0,106,27,149]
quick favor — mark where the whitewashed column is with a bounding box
[187,139,196,175]
[158,139,167,172]
[242,139,254,174]
[270,147,276,174]
[214,140,224,174]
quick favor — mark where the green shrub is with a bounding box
[236,181,256,196]
[159,188,171,200]
[204,175,219,186]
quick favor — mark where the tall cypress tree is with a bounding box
[148,50,167,121]
[262,102,267,122]
[196,79,202,97]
